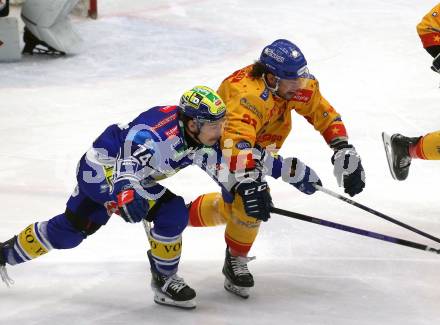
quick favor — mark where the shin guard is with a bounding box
[147,228,182,276]
[5,222,52,265]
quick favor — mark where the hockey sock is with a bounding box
[4,222,53,265]
[408,138,423,159]
[147,229,182,276]
[406,132,440,160]
[410,131,440,160]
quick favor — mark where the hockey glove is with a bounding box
[236,180,273,222]
[331,142,365,197]
[288,158,322,195]
[114,181,149,223]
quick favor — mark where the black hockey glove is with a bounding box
[236,180,273,222]
[331,142,365,197]
[114,181,149,223]
[287,158,322,195]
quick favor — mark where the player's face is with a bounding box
[198,118,225,146]
[276,77,307,100]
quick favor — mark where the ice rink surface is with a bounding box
[1,1,440,324]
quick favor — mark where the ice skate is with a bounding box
[222,247,255,299]
[382,132,420,181]
[0,239,14,287]
[148,250,196,309]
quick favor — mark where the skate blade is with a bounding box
[381,132,398,180]
[153,291,196,310]
[224,278,250,299]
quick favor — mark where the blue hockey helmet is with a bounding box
[259,39,308,79]
[179,86,226,123]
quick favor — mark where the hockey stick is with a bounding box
[315,185,440,244]
[270,207,440,255]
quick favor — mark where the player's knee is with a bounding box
[173,196,189,232]
[45,214,84,249]
[188,193,228,227]
[64,208,102,237]
[153,196,188,237]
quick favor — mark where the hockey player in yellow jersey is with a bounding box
[188,39,366,298]
[416,2,440,73]
[382,5,440,181]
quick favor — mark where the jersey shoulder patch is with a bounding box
[260,87,270,101]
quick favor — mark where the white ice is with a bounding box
[1,0,440,324]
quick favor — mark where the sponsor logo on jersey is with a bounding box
[240,97,263,120]
[159,105,176,113]
[257,133,283,143]
[236,140,252,150]
[260,88,270,101]
[228,69,247,83]
[292,89,313,103]
[164,125,179,137]
[151,114,177,130]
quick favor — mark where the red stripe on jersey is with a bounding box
[188,195,206,227]
[159,105,177,113]
[419,32,440,48]
[323,122,348,144]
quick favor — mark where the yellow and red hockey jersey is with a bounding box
[217,65,348,170]
[417,3,440,48]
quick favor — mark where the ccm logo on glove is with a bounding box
[243,183,268,195]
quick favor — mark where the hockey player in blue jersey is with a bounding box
[0,85,227,309]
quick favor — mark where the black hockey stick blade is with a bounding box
[271,207,440,255]
[315,185,440,245]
